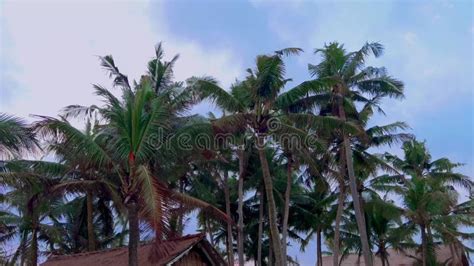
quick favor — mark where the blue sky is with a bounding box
[1,0,473,265]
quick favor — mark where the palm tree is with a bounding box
[373,139,472,265]
[38,79,166,265]
[367,202,412,266]
[345,100,413,265]
[0,158,125,263]
[292,184,337,266]
[38,118,124,252]
[0,160,64,266]
[286,42,404,266]
[38,44,228,266]
[188,75,253,266]
[184,147,239,265]
[47,194,126,254]
[243,52,311,265]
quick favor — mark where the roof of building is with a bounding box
[41,233,225,266]
[321,245,468,266]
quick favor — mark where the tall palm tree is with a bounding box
[190,48,350,265]
[287,42,404,266]
[39,118,123,252]
[344,100,413,265]
[188,76,252,266]
[38,79,168,265]
[38,44,228,266]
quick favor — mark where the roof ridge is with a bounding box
[47,246,128,261]
[166,232,205,241]
[45,233,205,261]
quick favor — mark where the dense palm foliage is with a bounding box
[1,42,472,266]
[0,114,38,159]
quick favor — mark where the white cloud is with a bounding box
[0,1,241,120]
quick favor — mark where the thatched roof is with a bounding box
[41,233,225,266]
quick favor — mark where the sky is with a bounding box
[0,0,473,265]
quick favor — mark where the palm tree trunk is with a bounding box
[343,135,372,266]
[316,229,322,266]
[257,189,264,266]
[86,189,96,251]
[28,217,38,266]
[224,170,235,266]
[237,149,245,266]
[336,94,372,266]
[28,229,38,266]
[420,225,428,266]
[448,244,455,264]
[177,179,185,236]
[256,135,283,266]
[449,243,462,265]
[333,181,345,266]
[127,200,139,266]
[281,155,292,265]
[420,224,427,266]
[426,224,436,264]
[12,235,26,266]
[378,243,388,266]
[268,232,273,266]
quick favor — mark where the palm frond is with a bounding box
[343,42,384,79]
[33,116,113,168]
[61,105,100,120]
[0,113,39,159]
[275,79,330,110]
[136,165,168,240]
[356,76,404,99]
[187,76,243,112]
[99,55,131,90]
[287,113,363,135]
[274,47,303,57]
[210,113,250,135]
[147,42,180,93]
[255,54,286,98]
